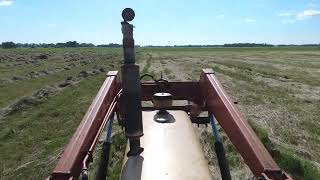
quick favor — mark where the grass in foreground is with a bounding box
[0,75,107,179]
[250,121,320,180]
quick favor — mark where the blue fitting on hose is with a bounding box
[209,113,221,143]
[105,113,114,143]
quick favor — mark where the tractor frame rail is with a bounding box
[49,71,120,180]
[49,69,291,180]
[200,69,291,180]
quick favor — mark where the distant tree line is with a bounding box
[143,43,320,48]
[171,43,274,47]
[97,43,122,48]
[223,43,274,47]
[277,44,320,47]
[0,41,122,49]
[1,42,17,49]
[1,41,320,49]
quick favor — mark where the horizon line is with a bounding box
[2,41,320,46]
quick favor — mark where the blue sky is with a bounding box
[0,0,320,45]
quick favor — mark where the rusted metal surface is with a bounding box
[152,92,173,109]
[121,10,144,156]
[200,69,291,179]
[141,105,189,111]
[120,110,212,180]
[122,8,135,22]
[88,90,120,155]
[122,65,143,139]
[49,66,292,179]
[50,71,120,180]
[141,81,202,104]
[81,91,120,174]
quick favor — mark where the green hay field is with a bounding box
[0,47,319,179]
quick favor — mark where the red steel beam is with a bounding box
[50,71,120,180]
[82,95,118,177]
[141,81,202,104]
[200,69,291,179]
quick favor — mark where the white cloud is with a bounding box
[296,9,320,20]
[47,24,57,28]
[215,14,225,19]
[245,18,256,23]
[0,0,13,7]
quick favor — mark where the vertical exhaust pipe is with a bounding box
[121,8,144,156]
